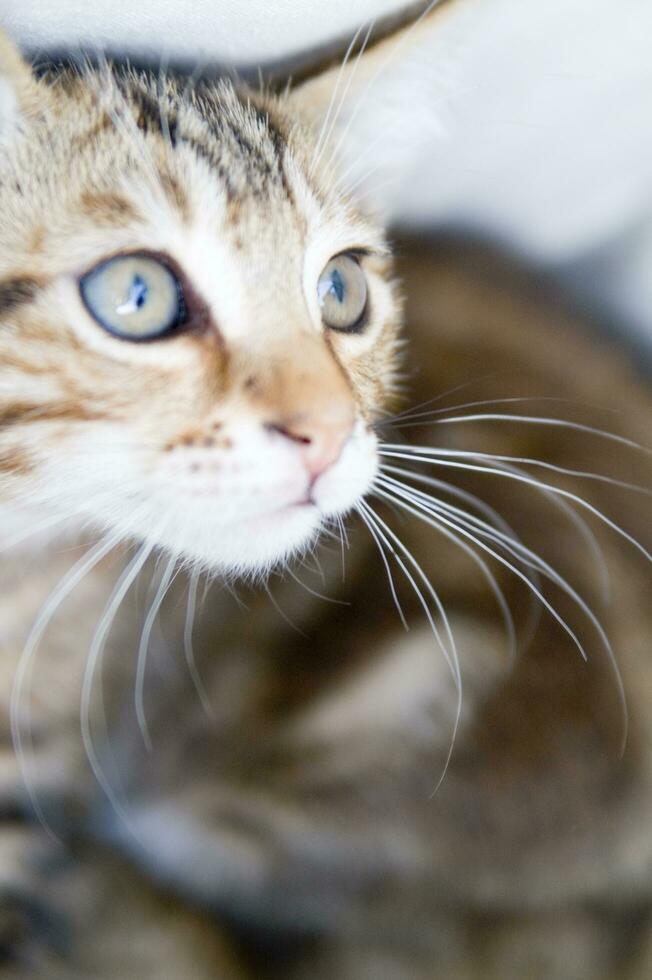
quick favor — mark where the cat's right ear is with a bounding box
[285,2,468,212]
[0,30,41,142]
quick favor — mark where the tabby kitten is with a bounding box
[1,11,651,980]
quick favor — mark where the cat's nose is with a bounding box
[264,416,353,481]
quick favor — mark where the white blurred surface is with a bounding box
[2,0,652,345]
[0,0,406,65]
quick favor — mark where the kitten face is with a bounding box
[0,52,402,574]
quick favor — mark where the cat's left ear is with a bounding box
[0,30,41,142]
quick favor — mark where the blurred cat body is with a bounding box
[0,12,651,980]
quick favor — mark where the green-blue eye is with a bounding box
[79,253,186,340]
[317,253,368,332]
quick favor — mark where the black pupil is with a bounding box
[329,268,345,304]
[130,275,148,309]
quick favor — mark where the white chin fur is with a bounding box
[152,503,323,577]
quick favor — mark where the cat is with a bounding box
[0,12,651,979]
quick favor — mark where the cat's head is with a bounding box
[0,15,449,574]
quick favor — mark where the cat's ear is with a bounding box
[287,2,468,213]
[0,30,41,142]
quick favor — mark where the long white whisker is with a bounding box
[377,375,500,426]
[321,0,444,180]
[157,55,172,149]
[308,23,363,174]
[376,483,586,660]
[381,462,544,644]
[416,413,652,457]
[10,533,121,839]
[381,464,523,541]
[487,457,611,603]
[80,540,155,829]
[334,513,349,581]
[180,59,207,107]
[0,511,72,553]
[309,21,371,178]
[377,483,628,752]
[373,479,517,664]
[285,566,349,605]
[359,500,460,691]
[264,581,307,637]
[329,135,386,194]
[386,395,619,428]
[382,460,608,602]
[135,556,177,750]
[184,567,214,718]
[358,499,462,795]
[380,442,651,497]
[378,450,652,566]
[355,503,408,630]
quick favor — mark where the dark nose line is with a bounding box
[263,422,312,446]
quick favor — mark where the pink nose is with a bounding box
[264,419,352,482]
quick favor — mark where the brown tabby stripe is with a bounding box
[132,86,179,146]
[0,448,32,474]
[79,191,140,225]
[0,278,41,315]
[71,112,113,152]
[0,402,98,428]
[158,171,190,219]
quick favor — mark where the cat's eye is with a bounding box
[317,254,368,332]
[79,253,186,341]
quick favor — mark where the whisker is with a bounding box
[320,0,444,180]
[135,556,177,750]
[334,514,349,582]
[377,375,500,427]
[0,511,74,553]
[264,581,307,637]
[381,459,609,603]
[381,464,611,603]
[378,449,652,566]
[412,413,652,456]
[355,503,408,630]
[184,567,215,718]
[157,55,172,150]
[308,23,362,175]
[80,540,155,830]
[376,482,587,660]
[358,500,462,795]
[285,566,350,606]
[359,500,460,691]
[384,395,620,428]
[381,461,545,644]
[486,457,611,603]
[374,478,517,664]
[10,533,121,839]
[309,21,371,178]
[377,481,628,752]
[180,59,207,107]
[380,443,651,497]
